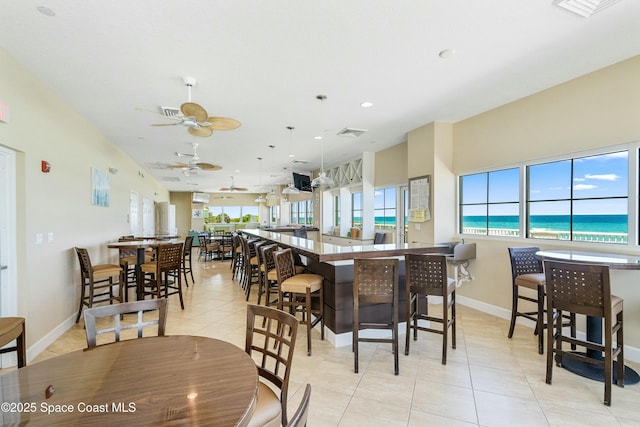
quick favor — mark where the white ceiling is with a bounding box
[2,1,639,193]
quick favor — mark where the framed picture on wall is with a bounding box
[91,167,110,207]
[408,175,431,222]
[192,208,204,218]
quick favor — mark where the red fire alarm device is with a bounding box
[41,161,51,173]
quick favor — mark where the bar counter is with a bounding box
[242,229,452,343]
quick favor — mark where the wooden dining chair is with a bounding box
[74,247,123,323]
[286,384,311,427]
[543,260,624,406]
[83,299,168,348]
[0,317,27,368]
[353,258,399,375]
[140,243,184,309]
[181,235,195,286]
[245,304,298,427]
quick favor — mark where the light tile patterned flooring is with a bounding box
[24,259,640,425]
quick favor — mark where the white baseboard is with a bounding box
[26,313,78,364]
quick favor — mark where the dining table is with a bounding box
[536,249,640,385]
[108,238,182,300]
[0,335,258,426]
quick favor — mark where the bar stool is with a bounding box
[353,258,399,375]
[273,248,324,356]
[404,253,456,364]
[74,247,123,323]
[140,243,184,309]
[543,260,624,406]
[508,247,575,354]
[0,317,26,368]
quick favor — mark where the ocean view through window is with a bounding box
[460,150,629,244]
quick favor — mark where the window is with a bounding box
[270,205,279,224]
[352,192,363,227]
[374,187,397,230]
[204,205,260,224]
[527,151,628,243]
[459,168,519,236]
[334,195,341,226]
[290,200,313,225]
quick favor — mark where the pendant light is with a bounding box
[282,126,300,195]
[266,145,280,203]
[311,94,335,188]
[254,157,267,203]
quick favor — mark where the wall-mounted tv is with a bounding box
[292,172,312,192]
[192,192,210,204]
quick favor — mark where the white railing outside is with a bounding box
[462,227,628,244]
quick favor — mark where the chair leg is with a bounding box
[405,293,412,356]
[508,285,518,338]
[16,322,26,368]
[306,288,312,356]
[393,300,399,375]
[442,296,448,365]
[353,304,359,374]
[537,285,545,355]
[451,291,456,349]
[545,306,554,385]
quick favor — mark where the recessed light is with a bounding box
[235,169,240,173]
[37,6,56,16]
[438,48,456,59]
[360,101,374,108]
[314,136,323,140]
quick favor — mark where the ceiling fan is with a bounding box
[166,142,222,171]
[219,176,248,192]
[141,76,241,137]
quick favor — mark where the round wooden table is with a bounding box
[0,336,258,426]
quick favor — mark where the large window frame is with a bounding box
[352,192,363,227]
[458,145,635,246]
[374,187,397,231]
[290,199,313,225]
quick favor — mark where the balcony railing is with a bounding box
[462,227,628,244]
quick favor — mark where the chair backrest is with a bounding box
[353,258,399,304]
[374,232,385,244]
[156,243,183,272]
[83,299,168,348]
[286,384,311,427]
[183,235,194,256]
[198,234,208,249]
[293,228,307,238]
[75,247,93,279]
[508,246,543,282]
[274,248,296,284]
[261,244,279,272]
[405,253,449,296]
[543,260,611,318]
[245,304,298,426]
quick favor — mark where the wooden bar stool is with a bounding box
[0,317,26,368]
[273,248,324,356]
[74,247,123,323]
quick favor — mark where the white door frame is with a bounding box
[0,146,19,367]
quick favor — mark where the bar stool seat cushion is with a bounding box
[92,264,123,280]
[281,274,323,294]
[248,382,281,427]
[266,265,304,281]
[514,272,545,290]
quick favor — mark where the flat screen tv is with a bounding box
[292,172,312,192]
[192,192,210,204]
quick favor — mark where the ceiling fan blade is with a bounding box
[206,116,241,131]
[151,123,181,126]
[195,162,222,171]
[188,127,214,137]
[181,102,208,122]
[166,162,190,170]
[219,187,231,191]
[234,187,249,192]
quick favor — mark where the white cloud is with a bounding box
[584,174,619,181]
[574,178,585,182]
[574,184,597,190]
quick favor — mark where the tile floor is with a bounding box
[21,258,640,426]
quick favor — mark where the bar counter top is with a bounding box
[242,229,451,262]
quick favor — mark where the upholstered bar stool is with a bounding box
[273,248,324,356]
[544,260,624,406]
[508,247,575,354]
[74,247,123,323]
[0,317,27,368]
[353,258,399,375]
[405,253,456,364]
[140,243,184,309]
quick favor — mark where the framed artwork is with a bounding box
[408,175,431,222]
[192,208,204,218]
[91,167,110,207]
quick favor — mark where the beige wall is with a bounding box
[451,55,640,355]
[374,142,407,187]
[0,47,169,358]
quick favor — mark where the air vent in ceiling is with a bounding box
[160,176,180,182]
[337,127,367,138]
[293,159,309,164]
[553,0,623,17]
[161,106,181,117]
